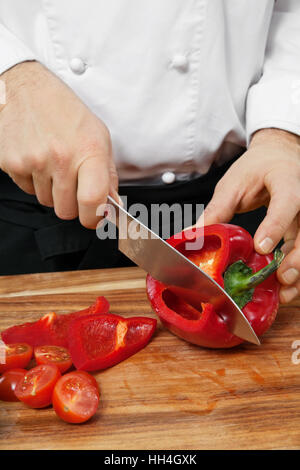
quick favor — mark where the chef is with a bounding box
[0,0,299,304]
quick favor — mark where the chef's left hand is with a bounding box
[196,128,300,304]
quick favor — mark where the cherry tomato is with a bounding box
[34,345,72,373]
[0,368,27,401]
[73,370,99,389]
[15,364,61,408]
[52,371,100,423]
[0,343,33,373]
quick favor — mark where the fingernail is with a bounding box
[282,268,299,285]
[281,286,298,303]
[258,237,274,254]
[118,195,124,208]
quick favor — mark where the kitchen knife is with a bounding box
[105,195,260,345]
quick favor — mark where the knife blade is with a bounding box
[105,196,260,345]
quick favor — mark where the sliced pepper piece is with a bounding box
[146,224,283,348]
[1,297,110,348]
[68,313,157,371]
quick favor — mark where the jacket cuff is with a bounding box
[0,24,35,76]
[246,75,300,146]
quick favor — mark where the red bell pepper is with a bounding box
[146,224,284,348]
[68,313,157,371]
[1,296,110,348]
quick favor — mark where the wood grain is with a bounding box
[0,267,300,450]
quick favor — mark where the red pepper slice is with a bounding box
[1,297,109,348]
[68,313,157,371]
[146,224,283,348]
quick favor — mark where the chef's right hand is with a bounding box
[0,60,119,229]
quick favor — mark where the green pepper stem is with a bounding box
[233,249,284,295]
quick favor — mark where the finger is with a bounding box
[280,283,299,304]
[108,158,119,195]
[280,215,300,255]
[77,155,110,229]
[52,172,78,219]
[108,159,122,206]
[281,239,295,256]
[195,180,241,227]
[284,217,298,243]
[32,173,54,207]
[278,216,298,257]
[109,185,123,207]
[254,192,300,254]
[277,229,300,286]
[11,175,35,195]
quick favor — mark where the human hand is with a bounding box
[0,61,119,229]
[196,128,300,304]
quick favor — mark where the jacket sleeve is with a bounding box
[0,22,35,75]
[246,0,300,143]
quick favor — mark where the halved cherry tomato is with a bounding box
[34,345,72,373]
[72,370,99,389]
[52,371,100,423]
[15,364,61,408]
[0,368,27,401]
[0,343,33,373]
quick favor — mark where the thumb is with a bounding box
[108,159,122,206]
[195,180,240,227]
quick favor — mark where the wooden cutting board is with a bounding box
[0,266,300,450]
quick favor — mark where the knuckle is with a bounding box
[78,182,109,209]
[214,179,225,194]
[50,144,71,173]
[29,153,47,172]
[84,137,109,157]
[78,190,105,208]
[54,207,77,220]
[82,124,112,157]
[9,158,26,177]
[205,200,222,215]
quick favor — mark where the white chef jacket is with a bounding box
[0,0,300,184]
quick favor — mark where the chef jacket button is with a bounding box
[171,54,188,71]
[162,171,176,184]
[69,57,86,75]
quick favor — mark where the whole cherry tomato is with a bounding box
[0,368,27,401]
